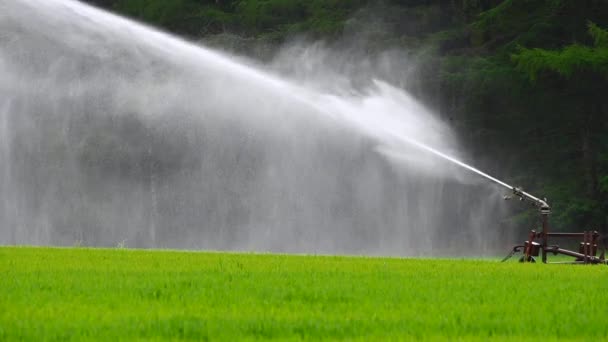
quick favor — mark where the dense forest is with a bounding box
[82,0,608,233]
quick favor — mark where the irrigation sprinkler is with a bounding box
[502,187,607,264]
[399,137,606,264]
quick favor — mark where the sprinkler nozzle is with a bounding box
[511,186,550,212]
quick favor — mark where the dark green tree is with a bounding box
[512,22,608,231]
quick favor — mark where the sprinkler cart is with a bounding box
[502,187,607,264]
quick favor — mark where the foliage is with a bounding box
[83,0,367,38]
[589,22,608,47]
[601,175,608,193]
[512,23,608,80]
[2,247,608,340]
[431,4,608,231]
[509,22,608,229]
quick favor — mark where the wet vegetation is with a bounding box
[2,247,608,340]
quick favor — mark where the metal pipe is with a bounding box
[542,213,548,263]
[511,187,550,210]
[544,247,606,264]
[584,231,589,263]
[547,232,587,237]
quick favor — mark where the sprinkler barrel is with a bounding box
[511,187,550,212]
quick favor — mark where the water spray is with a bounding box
[1,0,499,253]
[2,0,604,259]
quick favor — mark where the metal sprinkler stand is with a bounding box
[398,134,605,264]
[503,187,607,264]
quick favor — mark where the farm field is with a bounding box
[1,247,607,341]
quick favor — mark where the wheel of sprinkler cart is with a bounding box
[519,256,536,263]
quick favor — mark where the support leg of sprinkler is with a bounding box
[541,211,549,263]
[523,230,537,263]
[519,255,536,263]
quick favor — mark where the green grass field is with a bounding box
[1,247,607,341]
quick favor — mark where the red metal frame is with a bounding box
[505,188,606,264]
[509,211,606,264]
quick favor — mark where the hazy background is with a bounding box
[0,0,531,255]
